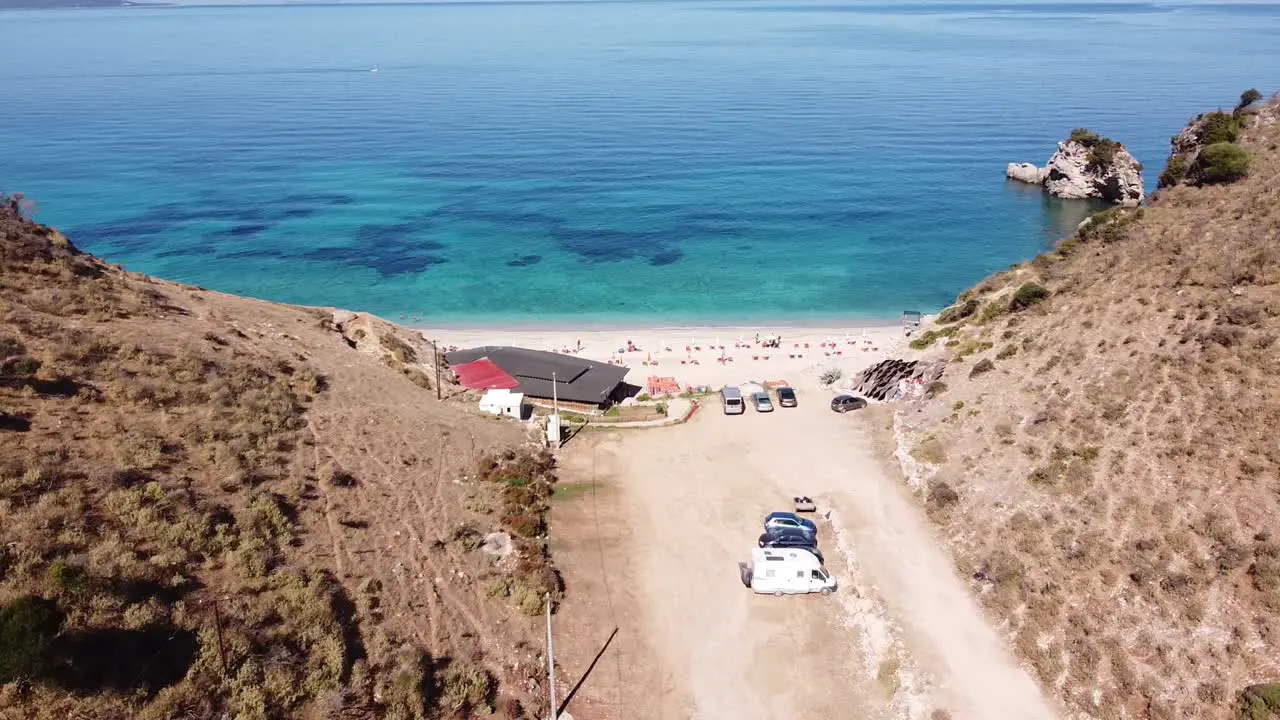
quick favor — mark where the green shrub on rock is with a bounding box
[1199,112,1245,145]
[1192,142,1250,185]
[1159,154,1188,188]
[1237,88,1263,112]
[1009,283,1050,312]
[937,299,979,324]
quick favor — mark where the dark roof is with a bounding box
[446,346,629,405]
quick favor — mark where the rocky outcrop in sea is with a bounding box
[1006,130,1144,206]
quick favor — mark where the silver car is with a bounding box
[751,392,774,412]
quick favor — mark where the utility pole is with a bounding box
[434,340,442,401]
[545,592,557,720]
[550,371,560,449]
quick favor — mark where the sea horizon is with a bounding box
[3,0,1279,323]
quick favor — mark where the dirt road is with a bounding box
[552,385,1060,720]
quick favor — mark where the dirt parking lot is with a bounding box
[550,387,1060,720]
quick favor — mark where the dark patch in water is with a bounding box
[649,249,684,266]
[507,254,543,267]
[155,244,218,258]
[219,248,284,259]
[281,192,356,206]
[303,246,449,276]
[550,227,645,262]
[209,223,270,239]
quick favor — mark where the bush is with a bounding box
[1009,283,1050,312]
[909,325,958,350]
[927,481,960,510]
[0,596,64,682]
[1237,88,1263,112]
[1199,111,1245,145]
[1086,137,1123,170]
[969,359,995,377]
[1192,142,1250,185]
[1238,683,1280,720]
[819,368,843,387]
[937,299,979,324]
[440,663,494,715]
[997,344,1018,360]
[1158,154,1187,188]
[1068,128,1101,145]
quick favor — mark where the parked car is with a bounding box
[830,395,867,413]
[764,511,817,538]
[751,392,774,412]
[758,531,824,564]
[776,386,798,408]
[721,386,744,415]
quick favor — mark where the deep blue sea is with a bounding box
[2,1,1278,325]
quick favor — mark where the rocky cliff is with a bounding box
[1007,129,1145,206]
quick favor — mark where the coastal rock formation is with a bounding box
[1006,162,1047,184]
[1006,129,1144,206]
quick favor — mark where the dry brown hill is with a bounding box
[0,196,560,720]
[893,95,1280,719]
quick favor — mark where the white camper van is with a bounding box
[742,548,837,596]
[721,386,745,415]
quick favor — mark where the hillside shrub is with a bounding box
[1237,88,1263,112]
[1009,283,1050,312]
[1192,143,1250,185]
[1199,112,1245,145]
[969,359,995,377]
[1159,154,1188,188]
[937,299,979,324]
[909,326,958,350]
[819,368,843,386]
[1238,683,1280,720]
[0,596,64,682]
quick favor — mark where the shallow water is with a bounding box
[1,0,1277,323]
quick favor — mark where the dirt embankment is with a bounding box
[0,197,562,720]
[891,97,1280,719]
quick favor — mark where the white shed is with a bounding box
[479,389,525,419]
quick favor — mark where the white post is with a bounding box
[546,592,557,720]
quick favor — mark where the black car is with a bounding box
[776,386,798,408]
[757,531,824,564]
[830,395,867,413]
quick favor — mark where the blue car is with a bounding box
[764,511,817,538]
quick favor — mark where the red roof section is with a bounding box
[452,358,520,390]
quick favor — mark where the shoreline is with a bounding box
[416,322,918,391]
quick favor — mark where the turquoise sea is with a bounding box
[2,1,1278,325]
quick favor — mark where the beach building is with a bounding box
[446,345,632,410]
[477,389,526,419]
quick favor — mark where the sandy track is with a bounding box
[554,384,1059,720]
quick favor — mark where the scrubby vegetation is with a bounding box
[1067,127,1125,170]
[474,450,562,615]
[1192,142,1251,184]
[895,95,1280,720]
[937,298,979,324]
[0,196,547,719]
[1008,282,1049,312]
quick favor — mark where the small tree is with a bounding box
[0,596,64,682]
[1236,88,1263,112]
[1192,142,1250,185]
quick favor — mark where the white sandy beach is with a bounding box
[416,324,912,391]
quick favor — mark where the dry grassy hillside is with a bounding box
[0,196,561,720]
[894,97,1280,719]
